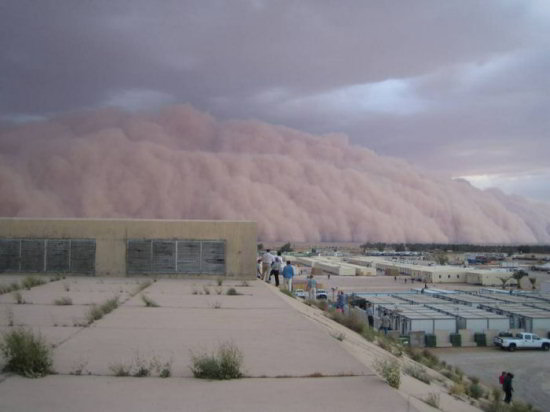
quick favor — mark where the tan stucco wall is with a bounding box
[0,218,257,278]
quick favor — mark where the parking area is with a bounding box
[434,346,550,410]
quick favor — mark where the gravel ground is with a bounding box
[434,346,550,410]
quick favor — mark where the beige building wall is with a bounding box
[0,218,257,278]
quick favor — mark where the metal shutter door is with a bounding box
[21,240,45,272]
[0,239,20,272]
[152,240,176,273]
[127,240,151,273]
[201,241,225,275]
[176,241,201,273]
[46,240,70,272]
[70,240,96,274]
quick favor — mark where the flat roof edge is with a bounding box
[0,217,256,224]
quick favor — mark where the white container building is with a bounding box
[478,303,550,334]
[378,304,456,335]
[426,304,510,333]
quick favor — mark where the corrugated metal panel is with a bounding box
[0,239,20,272]
[152,240,176,272]
[127,240,151,273]
[21,239,45,272]
[201,241,225,275]
[127,239,226,275]
[70,240,96,274]
[46,240,70,272]
[176,241,201,273]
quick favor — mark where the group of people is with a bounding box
[259,249,294,291]
[499,371,515,404]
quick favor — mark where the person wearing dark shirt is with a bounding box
[503,372,514,404]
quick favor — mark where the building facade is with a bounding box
[0,218,257,278]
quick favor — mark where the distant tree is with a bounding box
[278,242,293,254]
[311,248,317,254]
[257,243,264,251]
[512,270,528,289]
[360,243,369,254]
[517,245,531,254]
[374,242,386,252]
[395,244,406,252]
[528,277,537,290]
[434,253,448,265]
[499,277,512,290]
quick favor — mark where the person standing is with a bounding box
[261,249,274,282]
[270,251,283,287]
[366,304,374,328]
[307,275,317,300]
[503,373,514,404]
[382,313,391,335]
[282,261,294,292]
[499,371,507,386]
[336,291,345,312]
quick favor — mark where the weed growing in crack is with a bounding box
[131,280,152,297]
[424,393,440,409]
[330,332,346,341]
[13,291,25,304]
[86,297,119,324]
[374,358,400,389]
[54,297,73,305]
[109,363,131,376]
[141,294,160,307]
[403,364,432,385]
[22,276,46,290]
[0,282,20,295]
[190,342,243,380]
[0,328,53,377]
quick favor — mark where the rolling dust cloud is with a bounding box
[1,104,549,243]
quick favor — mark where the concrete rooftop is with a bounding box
[0,276,425,412]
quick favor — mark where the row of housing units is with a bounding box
[291,255,519,286]
[351,289,550,347]
[0,218,257,277]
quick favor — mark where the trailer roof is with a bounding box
[425,304,508,320]
[378,304,455,320]
[478,303,550,319]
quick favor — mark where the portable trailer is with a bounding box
[377,304,456,336]
[478,303,550,333]
[426,304,509,333]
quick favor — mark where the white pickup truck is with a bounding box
[494,332,550,351]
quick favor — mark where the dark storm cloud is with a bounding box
[1,0,549,200]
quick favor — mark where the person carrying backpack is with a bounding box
[503,372,514,404]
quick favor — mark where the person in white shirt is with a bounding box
[270,251,283,286]
[261,249,274,282]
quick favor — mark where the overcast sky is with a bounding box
[1,0,549,202]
